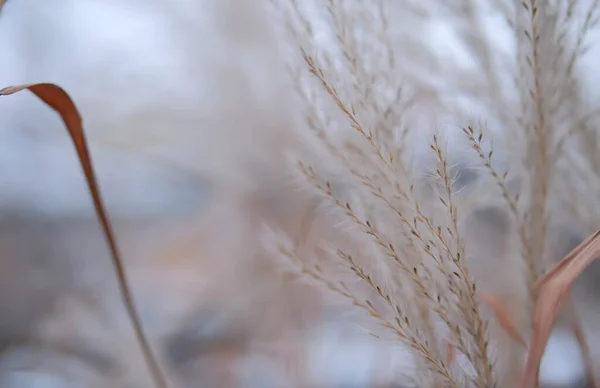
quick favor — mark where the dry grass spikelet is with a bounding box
[266,0,600,386]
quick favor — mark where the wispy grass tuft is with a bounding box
[267,0,600,386]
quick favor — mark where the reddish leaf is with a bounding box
[520,230,600,388]
[0,84,167,388]
[564,300,597,388]
[480,292,528,349]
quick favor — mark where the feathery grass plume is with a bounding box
[267,0,600,386]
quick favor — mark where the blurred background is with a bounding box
[0,0,594,387]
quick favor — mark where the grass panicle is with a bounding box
[269,0,600,386]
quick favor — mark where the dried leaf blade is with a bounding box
[0,83,167,388]
[520,230,600,388]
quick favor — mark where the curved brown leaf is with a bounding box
[564,300,597,388]
[520,230,600,388]
[480,292,528,349]
[0,83,167,388]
